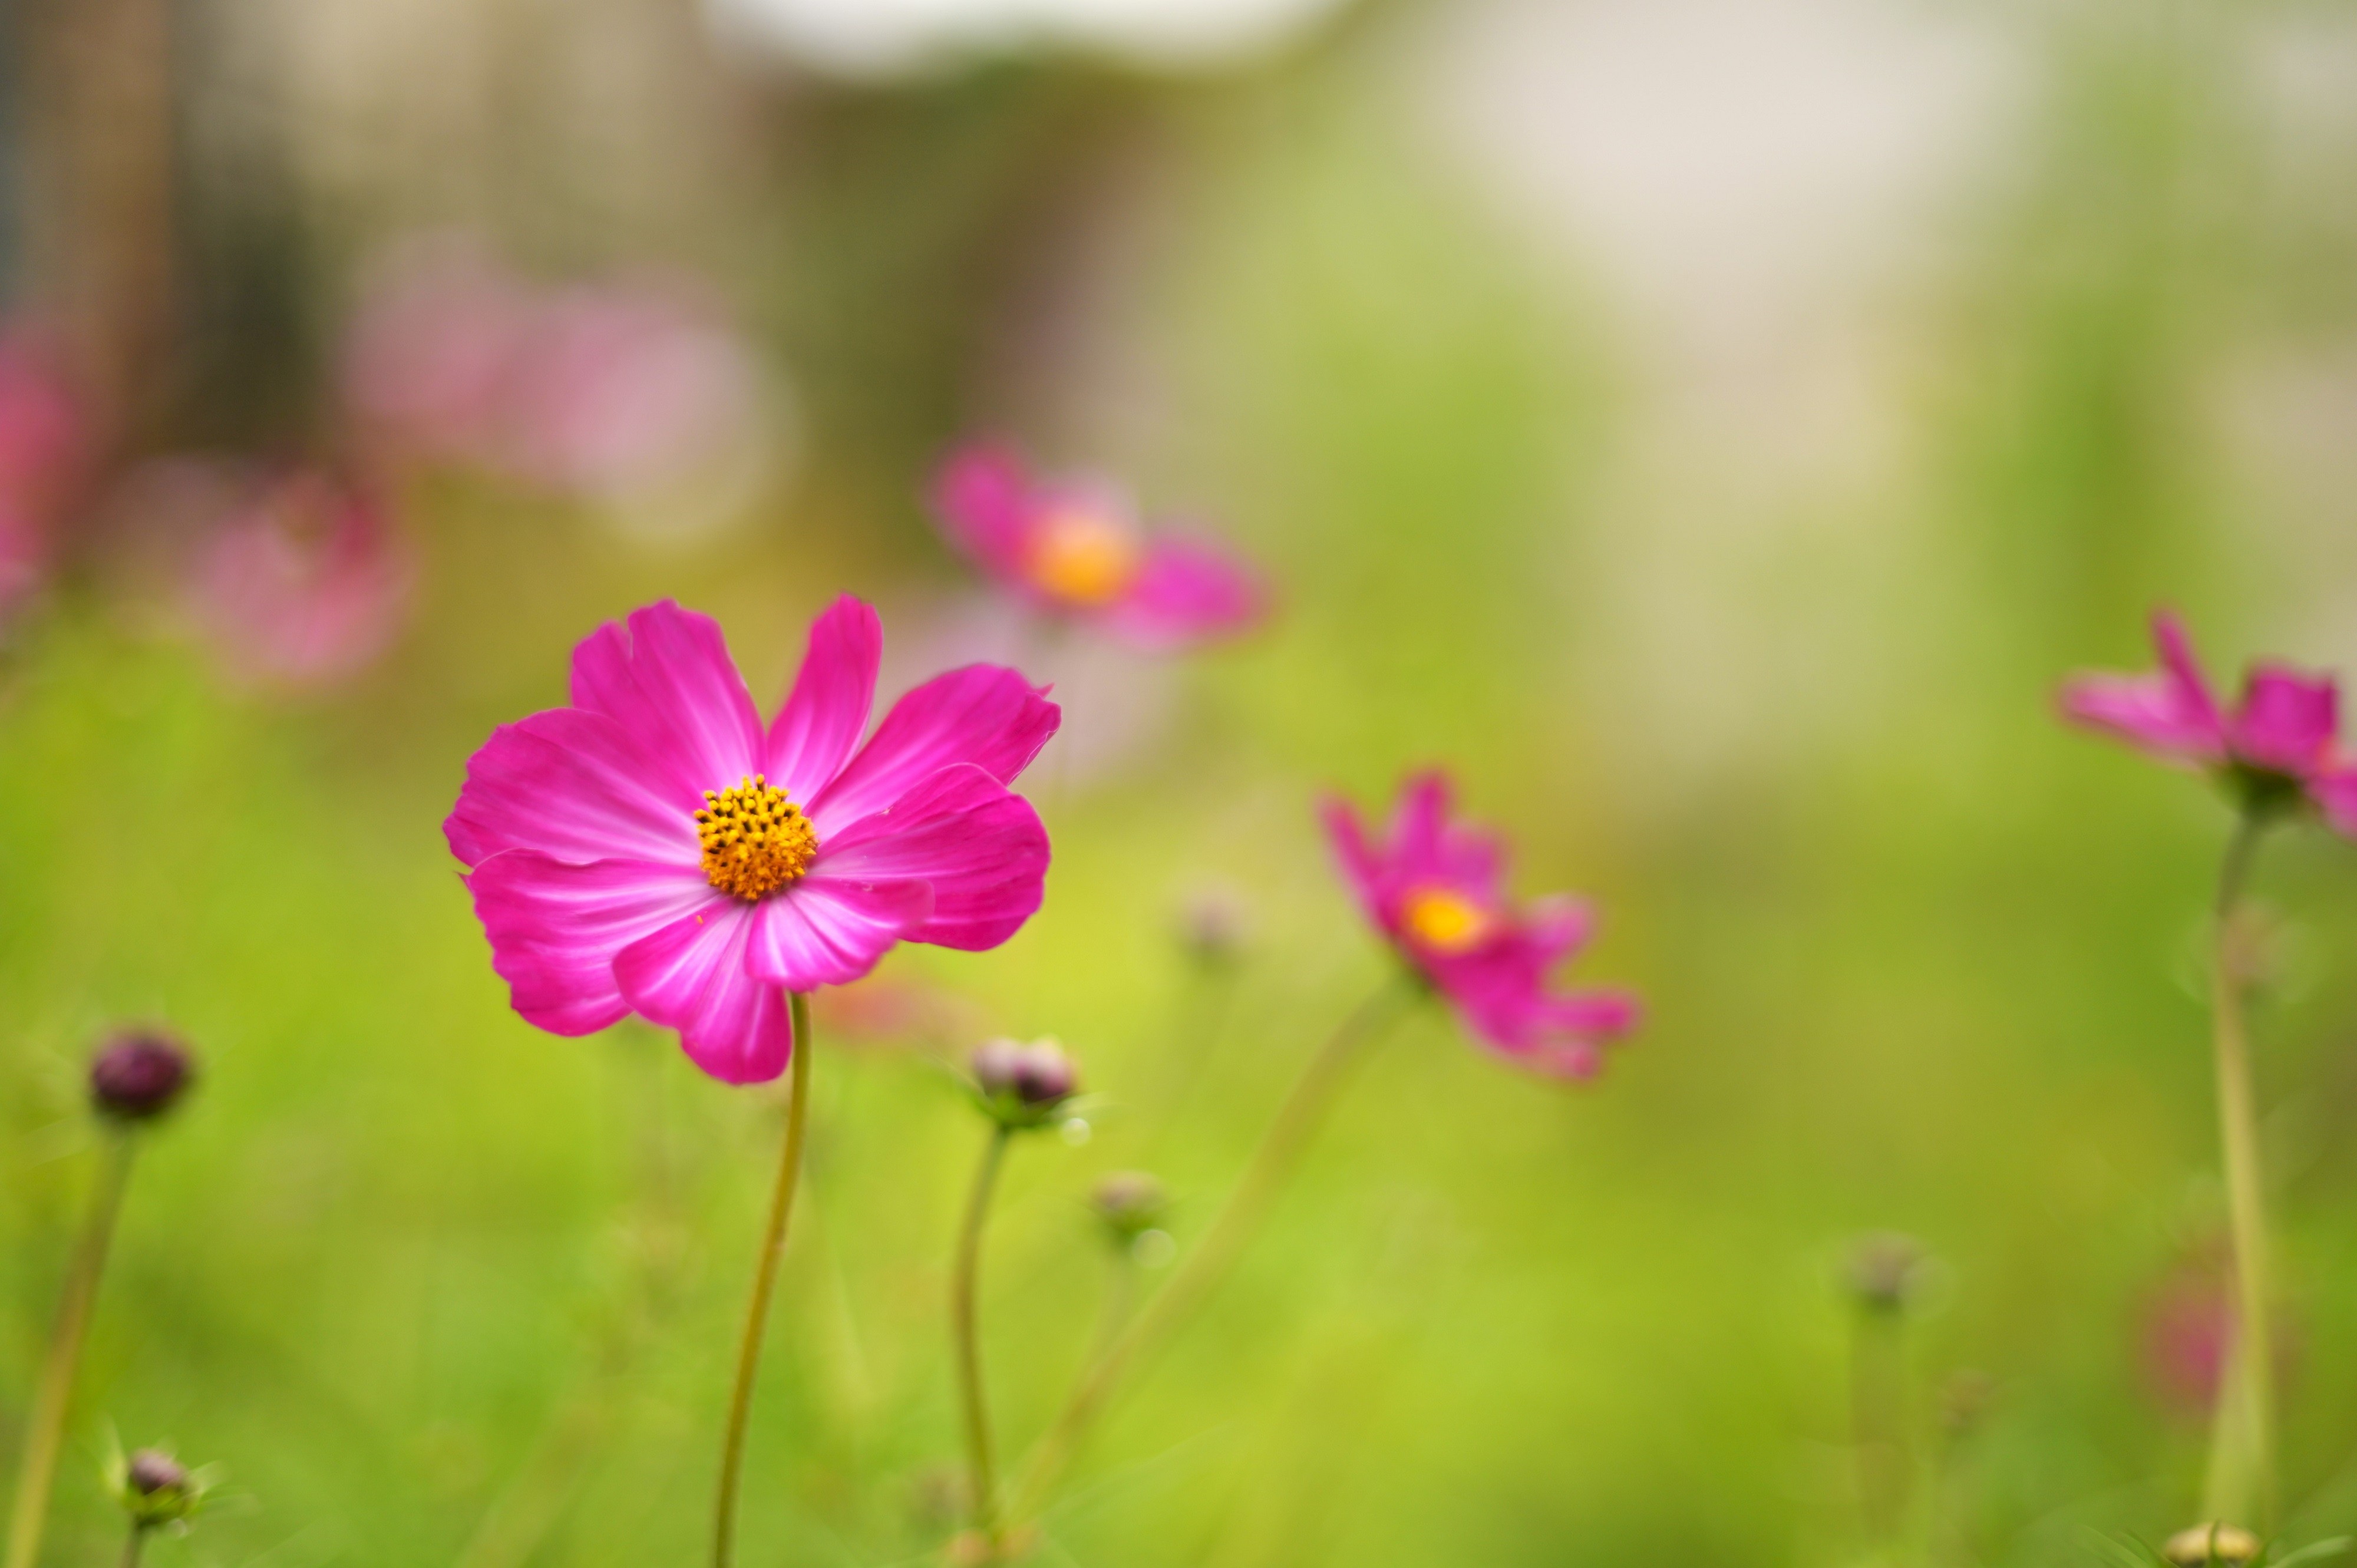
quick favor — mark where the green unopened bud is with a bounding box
[2161,1523,2261,1566]
[1844,1232,1930,1315]
[1090,1171,1167,1245]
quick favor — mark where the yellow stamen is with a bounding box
[1029,509,1143,608]
[1400,887,1493,956]
[695,774,818,900]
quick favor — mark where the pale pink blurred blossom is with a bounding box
[187,470,415,689]
[342,237,774,528]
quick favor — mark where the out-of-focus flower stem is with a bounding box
[118,1521,148,1568]
[5,1131,136,1568]
[2201,810,2275,1530]
[1010,976,1414,1526]
[951,1124,1015,1549]
[712,991,814,1568]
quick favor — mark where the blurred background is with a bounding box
[6,0,2357,1562]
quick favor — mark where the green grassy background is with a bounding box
[9,2,2357,1563]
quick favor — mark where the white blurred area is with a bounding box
[705,0,1350,75]
[1421,0,2026,782]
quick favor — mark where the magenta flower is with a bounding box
[2060,610,2357,834]
[447,598,1058,1084]
[1319,771,1640,1080]
[930,443,1266,652]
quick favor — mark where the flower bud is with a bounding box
[2161,1524,2260,1566]
[1844,1232,1929,1315]
[128,1451,187,1498]
[969,1037,1078,1130]
[89,1031,194,1122]
[1174,883,1251,966]
[107,1445,207,1531]
[1091,1171,1167,1243]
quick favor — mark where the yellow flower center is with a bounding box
[1400,887,1493,956]
[695,775,818,900]
[1029,509,1143,608]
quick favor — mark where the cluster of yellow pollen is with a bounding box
[1029,508,1144,607]
[1399,886,1494,956]
[695,775,818,900]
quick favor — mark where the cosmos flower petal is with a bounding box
[1316,794,1386,921]
[468,852,721,1035]
[816,764,1050,950]
[446,708,700,867]
[765,594,882,801]
[566,601,764,797]
[747,879,935,991]
[2234,664,2337,776]
[613,903,795,1083]
[2153,611,2226,735]
[1521,896,1597,963]
[1100,535,1267,650]
[2059,674,2227,764]
[2060,610,2231,765]
[810,665,1059,832]
[931,443,1038,580]
[2308,769,2357,841]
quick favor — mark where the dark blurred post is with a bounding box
[8,0,179,440]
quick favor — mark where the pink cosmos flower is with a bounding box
[187,470,415,689]
[930,443,1266,652]
[2060,609,2357,833]
[447,598,1059,1084]
[1319,771,1640,1080]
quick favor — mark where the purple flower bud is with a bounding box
[970,1039,1027,1099]
[1010,1042,1076,1107]
[89,1031,194,1122]
[127,1451,187,1497]
[969,1036,1077,1128]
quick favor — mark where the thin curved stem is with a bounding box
[712,992,815,1568]
[117,1523,147,1568]
[950,1125,1014,1547]
[6,1131,136,1568]
[2201,811,2275,1529]
[1011,977,1414,1524]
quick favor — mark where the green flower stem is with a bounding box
[117,1523,147,1568]
[1011,976,1414,1526]
[950,1125,1015,1549]
[712,992,814,1568]
[2201,811,2275,1530]
[5,1130,136,1568]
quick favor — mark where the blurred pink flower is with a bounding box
[343,239,766,509]
[930,443,1267,652]
[2142,1253,2232,1416]
[188,470,415,689]
[446,598,1059,1084]
[0,331,90,616]
[2062,610,2357,833]
[1320,771,1640,1079]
